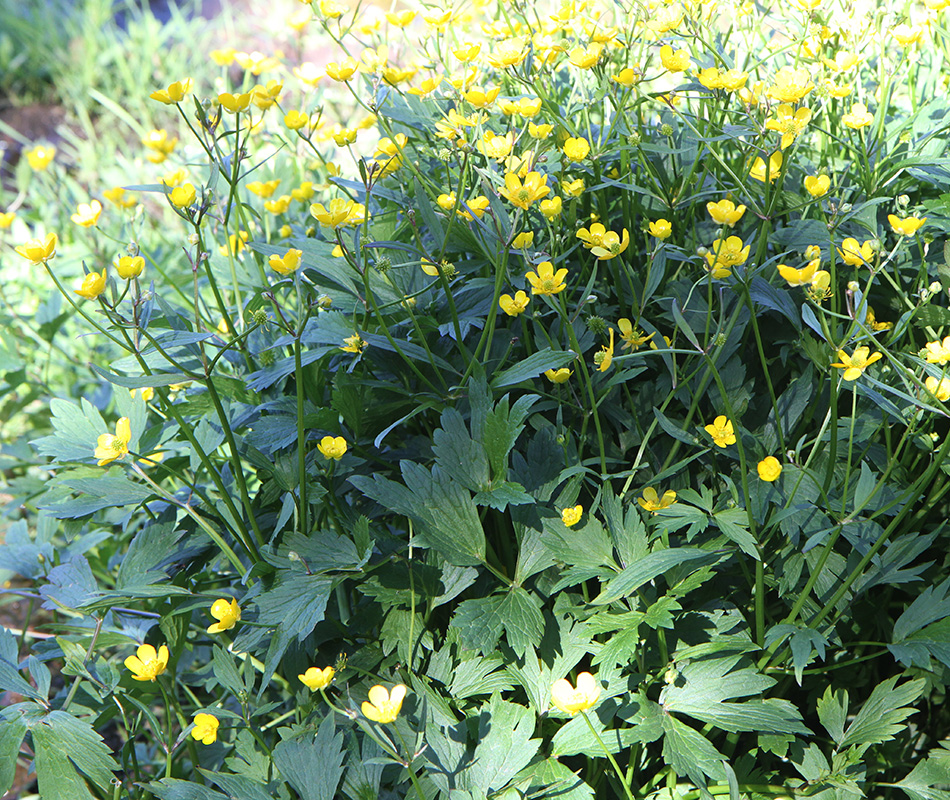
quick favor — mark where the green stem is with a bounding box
[580,710,637,800]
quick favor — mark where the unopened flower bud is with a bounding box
[930,281,943,294]
[847,280,860,292]
[897,194,910,207]
[126,242,140,257]
[188,233,200,245]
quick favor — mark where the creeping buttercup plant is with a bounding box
[4,0,950,797]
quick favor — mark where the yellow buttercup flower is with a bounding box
[94,417,131,465]
[594,328,615,372]
[577,223,607,249]
[765,67,814,103]
[562,137,590,162]
[837,238,873,266]
[317,435,348,460]
[562,178,585,198]
[269,248,304,276]
[486,38,527,69]
[925,337,950,364]
[499,171,550,210]
[544,368,572,383]
[591,229,630,260]
[25,144,56,171]
[648,219,672,240]
[638,486,676,512]
[804,175,830,197]
[170,184,197,208]
[926,376,950,402]
[207,598,241,633]
[841,102,873,130]
[540,197,563,220]
[310,198,363,228]
[705,236,750,279]
[299,666,336,691]
[704,415,736,448]
[103,187,137,208]
[749,151,783,183]
[706,199,746,226]
[71,200,103,228]
[765,104,812,150]
[0,211,15,229]
[362,684,407,723]
[526,261,567,295]
[149,78,194,104]
[551,672,600,715]
[125,643,169,682]
[265,196,292,215]
[15,232,57,264]
[777,261,818,287]
[464,86,501,108]
[385,9,416,26]
[617,319,654,350]
[326,57,359,81]
[659,44,692,72]
[512,232,534,249]
[217,92,251,113]
[248,179,281,198]
[831,347,882,381]
[190,714,219,745]
[888,215,926,236]
[561,505,583,527]
[499,291,530,316]
[568,43,603,69]
[75,268,108,301]
[757,457,782,482]
[114,256,145,280]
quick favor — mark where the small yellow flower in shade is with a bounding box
[220,231,249,257]
[925,337,950,365]
[362,684,407,723]
[926,376,950,402]
[594,328,615,372]
[284,110,310,131]
[169,184,197,209]
[374,134,408,177]
[757,457,783,482]
[612,66,643,87]
[562,178,585,198]
[562,137,590,162]
[649,219,672,240]
[704,415,736,448]
[659,44,692,72]
[866,307,893,332]
[265,196,291,215]
[190,714,219,745]
[804,175,830,197]
[765,104,812,150]
[749,151,783,183]
[385,9,416,25]
[162,168,188,188]
[888,215,926,236]
[94,416,131,465]
[114,256,145,280]
[777,261,818,287]
[837,238,873,266]
[830,347,883,381]
[318,435,348,460]
[0,211,15,228]
[551,672,600,715]
[841,103,873,130]
[592,229,630,261]
[544,368,572,383]
[487,38,527,69]
[458,197,490,221]
[765,66,814,103]
[526,262,568,295]
[568,43,603,68]
[499,291,530,316]
[638,486,676,512]
[75,268,108,301]
[269,248,303,276]
[248,180,281,198]
[71,200,103,228]
[706,199,746,226]
[325,57,359,82]
[299,666,335,691]
[540,196,563,220]
[512,232,534,249]
[464,86,501,108]
[207,598,241,633]
[452,42,481,62]
[26,144,56,171]
[125,644,169,682]
[561,505,583,527]
[103,186,137,208]
[15,232,57,263]
[310,198,362,228]
[130,387,154,402]
[499,171,550,210]
[617,319,654,350]
[149,78,194,104]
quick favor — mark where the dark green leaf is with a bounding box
[272,716,345,800]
